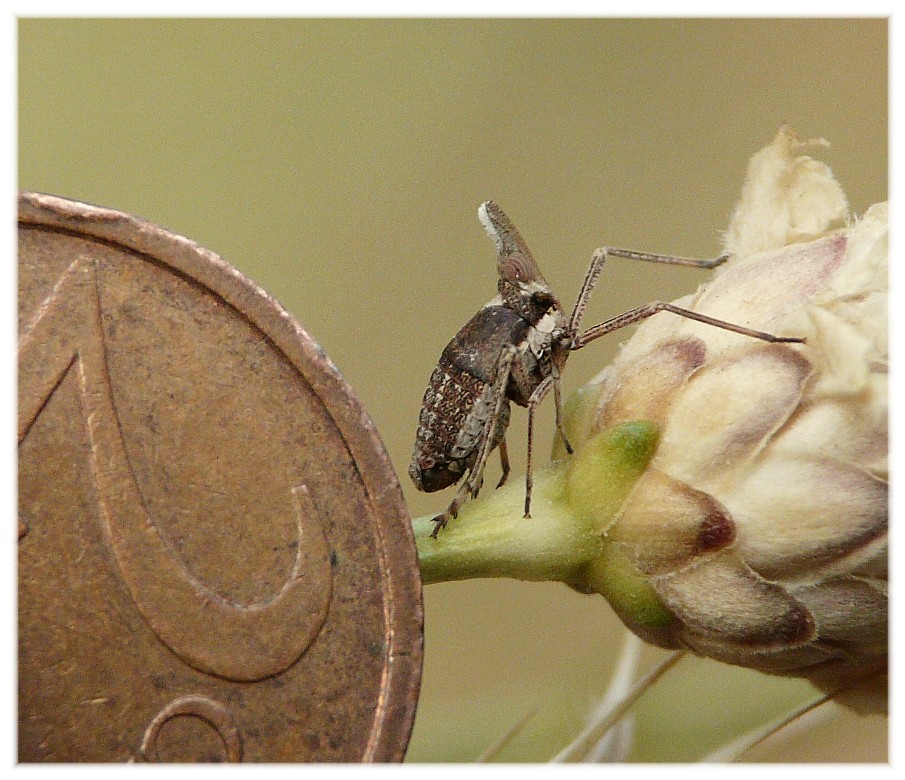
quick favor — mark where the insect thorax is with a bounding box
[497,280,569,401]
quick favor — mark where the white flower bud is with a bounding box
[580,128,887,682]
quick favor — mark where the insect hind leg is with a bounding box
[496,437,511,489]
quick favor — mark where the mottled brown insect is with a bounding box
[410,202,803,537]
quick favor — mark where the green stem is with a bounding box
[413,421,661,591]
[413,463,592,585]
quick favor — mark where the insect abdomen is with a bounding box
[410,355,511,492]
[410,306,525,493]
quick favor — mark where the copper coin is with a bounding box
[17,192,423,762]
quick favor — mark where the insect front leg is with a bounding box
[550,361,572,456]
[521,361,573,518]
[572,300,805,350]
[430,345,518,538]
[569,247,729,335]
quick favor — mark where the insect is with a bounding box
[410,201,804,537]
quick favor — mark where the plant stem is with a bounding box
[412,421,661,591]
[413,463,596,586]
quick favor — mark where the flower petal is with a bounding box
[684,235,848,354]
[768,385,888,478]
[724,456,887,581]
[821,201,887,300]
[609,468,735,575]
[678,630,837,673]
[653,550,815,649]
[801,304,875,397]
[723,125,849,258]
[654,343,811,488]
[790,576,887,656]
[595,337,706,431]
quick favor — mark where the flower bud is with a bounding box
[571,127,887,682]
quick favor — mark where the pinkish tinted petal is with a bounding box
[595,337,707,431]
[790,577,887,656]
[654,343,811,488]
[609,468,735,576]
[725,457,887,580]
[653,550,815,649]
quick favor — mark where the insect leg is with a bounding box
[572,300,805,350]
[496,437,511,489]
[520,363,574,518]
[603,247,729,268]
[524,375,554,518]
[550,362,572,456]
[430,345,517,538]
[569,247,729,335]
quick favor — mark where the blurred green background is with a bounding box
[19,18,887,762]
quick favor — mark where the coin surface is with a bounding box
[17,192,423,762]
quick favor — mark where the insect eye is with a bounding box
[531,291,555,308]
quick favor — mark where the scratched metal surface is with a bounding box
[17,192,423,762]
